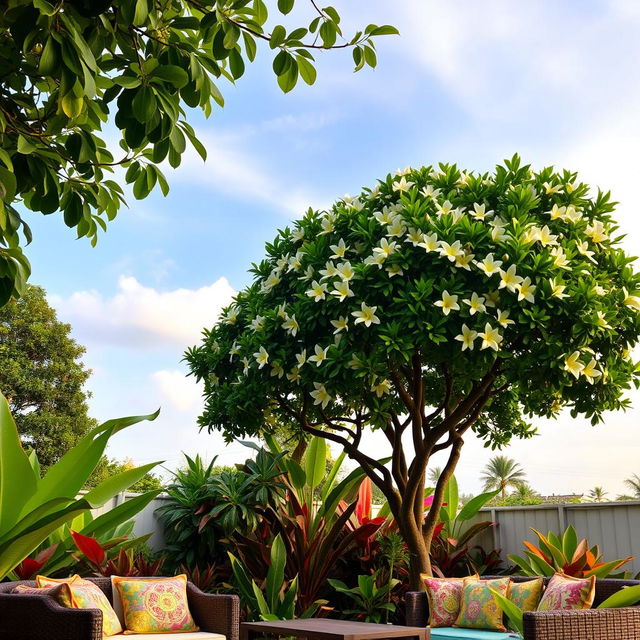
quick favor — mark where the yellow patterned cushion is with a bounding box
[113,575,198,635]
[421,574,479,628]
[12,583,71,602]
[509,578,544,611]
[36,575,123,637]
[454,577,511,632]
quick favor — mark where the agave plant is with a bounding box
[508,525,633,578]
[0,393,161,580]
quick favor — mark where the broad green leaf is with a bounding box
[0,394,37,537]
[304,436,326,489]
[270,25,286,49]
[152,66,189,89]
[490,588,523,635]
[562,525,578,559]
[598,584,640,609]
[265,534,286,610]
[60,93,84,119]
[39,38,58,74]
[457,488,499,521]
[83,462,162,507]
[296,56,317,85]
[443,475,459,523]
[277,0,295,14]
[284,459,306,490]
[320,451,345,501]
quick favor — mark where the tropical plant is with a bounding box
[428,467,442,486]
[429,476,500,577]
[328,572,400,623]
[496,483,541,506]
[588,486,608,502]
[0,392,160,580]
[624,474,640,499]
[508,525,633,578]
[0,285,96,467]
[0,1,397,305]
[87,456,164,492]
[188,156,640,586]
[229,533,324,621]
[481,456,526,500]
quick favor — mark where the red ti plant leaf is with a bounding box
[14,544,59,579]
[355,477,372,524]
[70,530,106,566]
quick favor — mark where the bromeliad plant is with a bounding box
[0,392,161,580]
[508,525,633,578]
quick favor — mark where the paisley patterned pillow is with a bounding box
[113,575,198,634]
[509,577,544,611]
[454,577,510,631]
[421,574,479,628]
[35,575,122,637]
[537,573,595,611]
[12,584,71,602]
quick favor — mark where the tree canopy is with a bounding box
[187,155,640,585]
[0,0,397,306]
[0,284,96,467]
[86,456,164,492]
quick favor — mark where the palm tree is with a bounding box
[588,486,608,502]
[481,455,526,500]
[427,466,442,486]
[624,474,640,499]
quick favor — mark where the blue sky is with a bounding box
[27,0,640,496]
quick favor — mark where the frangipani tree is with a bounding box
[187,155,640,587]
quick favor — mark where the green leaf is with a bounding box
[33,0,56,15]
[39,37,58,75]
[458,488,499,521]
[284,459,306,490]
[0,167,17,202]
[60,93,84,119]
[270,25,286,49]
[443,475,459,523]
[369,25,399,36]
[229,49,245,80]
[152,65,189,89]
[265,534,286,610]
[132,86,156,123]
[304,436,326,489]
[490,588,523,635]
[296,55,317,85]
[562,525,578,560]
[83,462,162,507]
[319,21,337,47]
[133,0,149,26]
[242,33,257,62]
[113,75,141,89]
[277,62,298,93]
[598,584,640,609]
[253,0,268,25]
[17,136,36,155]
[63,193,83,227]
[277,0,295,14]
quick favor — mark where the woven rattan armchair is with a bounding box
[405,575,640,640]
[0,577,240,640]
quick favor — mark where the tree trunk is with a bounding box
[396,507,430,589]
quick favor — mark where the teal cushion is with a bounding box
[428,628,520,640]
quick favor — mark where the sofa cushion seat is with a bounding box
[112,634,225,639]
[428,627,520,639]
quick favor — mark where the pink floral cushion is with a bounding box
[421,574,479,628]
[537,573,596,611]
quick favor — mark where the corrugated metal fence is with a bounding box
[102,495,640,575]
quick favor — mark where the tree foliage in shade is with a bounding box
[86,456,164,492]
[0,0,397,306]
[480,455,526,500]
[0,284,96,467]
[187,155,640,587]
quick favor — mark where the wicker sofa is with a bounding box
[405,575,640,640]
[0,577,240,640]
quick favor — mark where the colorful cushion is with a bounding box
[454,577,510,632]
[537,573,596,611]
[509,578,544,611]
[113,575,198,634]
[111,634,224,640]
[12,583,71,602]
[35,574,82,587]
[421,574,479,628]
[36,574,123,637]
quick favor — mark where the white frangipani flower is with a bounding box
[229,341,240,361]
[319,260,339,279]
[536,225,559,246]
[299,265,315,281]
[464,292,486,315]
[288,252,303,272]
[439,240,463,262]
[581,358,602,384]
[320,216,334,235]
[386,217,407,237]
[575,240,596,263]
[373,237,398,258]
[596,311,612,330]
[585,221,608,243]
[550,247,570,269]
[282,314,299,336]
[563,351,584,378]
[543,182,562,194]
[308,344,329,366]
[517,277,536,303]
[476,253,503,276]
[455,324,477,351]
[241,356,250,376]
[336,261,355,281]
[623,288,640,310]
[471,203,494,220]
[250,315,265,332]
[306,280,327,301]
[374,208,396,225]
[364,252,388,268]
[386,264,404,277]
[253,346,269,369]
[296,349,307,367]
[332,280,354,301]
[564,206,582,223]
[310,382,331,409]
[406,227,424,246]
[435,290,460,315]
[485,291,500,308]
[270,362,284,378]
[371,379,392,397]
[262,271,281,292]
[547,204,567,220]
[499,265,523,292]
[496,309,514,327]
[291,227,305,242]
[396,166,412,176]
[208,372,219,386]
[436,200,454,216]
[331,316,349,334]
[478,323,503,351]
[549,279,568,299]
[286,366,301,383]
[418,232,439,252]
[330,238,348,259]
[454,253,474,270]
[224,306,239,324]
[352,302,380,327]
[420,185,441,199]
[392,176,414,192]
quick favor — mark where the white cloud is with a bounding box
[51,276,235,349]
[152,370,202,412]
